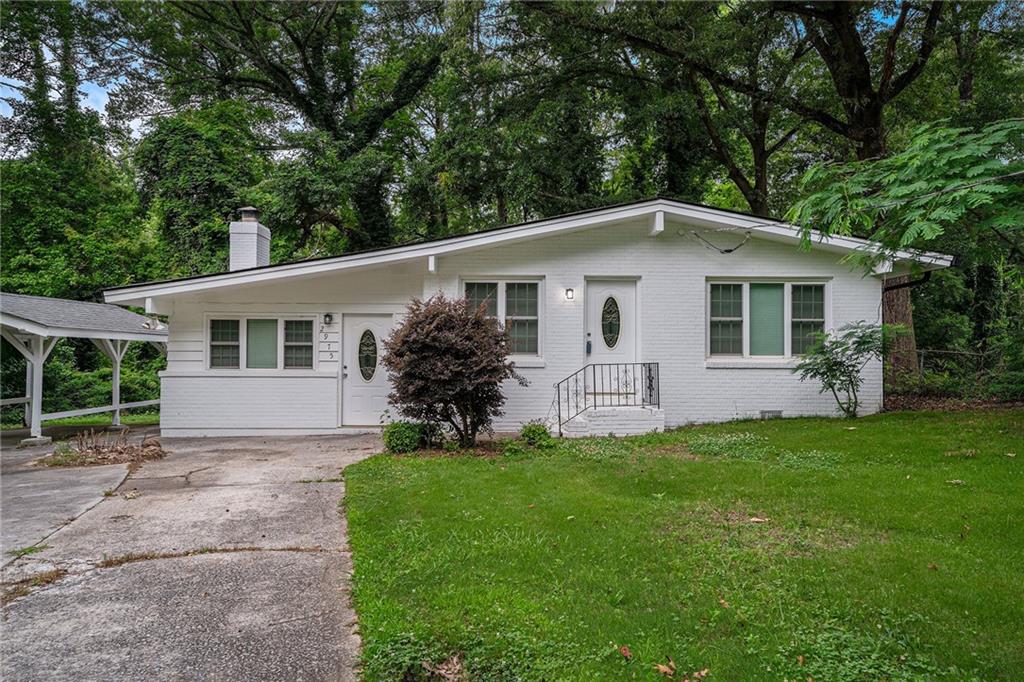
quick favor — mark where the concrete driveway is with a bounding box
[1,432,379,681]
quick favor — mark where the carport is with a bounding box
[0,293,168,445]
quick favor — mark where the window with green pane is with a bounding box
[749,283,784,355]
[465,282,497,317]
[709,284,743,355]
[246,319,278,368]
[505,282,538,354]
[284,320,314,368]
[791,284,825,354]
[209,319,240,368]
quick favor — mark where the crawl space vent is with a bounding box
[760,410,783,420]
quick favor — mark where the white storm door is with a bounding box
[587,280,637,364]
[342,314,393,426]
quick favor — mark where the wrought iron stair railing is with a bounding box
[554,362,660,436]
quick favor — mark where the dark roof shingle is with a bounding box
[0,293,166,337]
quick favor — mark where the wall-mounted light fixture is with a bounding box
[323,313,334,325]
[565,288,574,300]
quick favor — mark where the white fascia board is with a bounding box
[661,203,953,267]
[103,198,952,304]
[104,201,664,304]
[0,312,167,343]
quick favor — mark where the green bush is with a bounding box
[502,439,529,458]
[382,421,426,453]
[519,422,554,448]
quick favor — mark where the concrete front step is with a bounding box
[559,406,665,438]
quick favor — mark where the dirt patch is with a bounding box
[422,654,466,681]
[38,429,165,473]
[2,568,68,606]
[670,502,863,558]
[884,395,1023,412]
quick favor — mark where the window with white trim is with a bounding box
[208,317,317,369]
[791,285,825,355]
[707,281,827,358]
[709,284,743,355]
[464,280,540,355]
[284,320,314,368]
[209,319,240,368]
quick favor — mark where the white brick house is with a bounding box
[104,198,951,437]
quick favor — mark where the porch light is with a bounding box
[323,313,334,325]
[565,288,574,300]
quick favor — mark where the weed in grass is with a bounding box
[1,568,68,605]
[687,432,771,461]
[773,611,969,680]
[560,436,637,461]
[777,448,841,471]
[299,475,345,483]
[5,544,48,558]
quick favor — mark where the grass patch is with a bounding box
[345,409,1023,680]
[4,544,48,558]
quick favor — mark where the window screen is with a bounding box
[749,283,784,356]
[246,319,278,369]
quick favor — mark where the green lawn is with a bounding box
[345,410,1023,680]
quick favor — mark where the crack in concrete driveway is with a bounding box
[1,433,379,681]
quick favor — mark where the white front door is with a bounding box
[587,280,637,364]
[342,314,393,426]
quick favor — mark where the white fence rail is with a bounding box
[39,399,160,422]
[0,396,30,407]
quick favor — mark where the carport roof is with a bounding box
[0,292,167,342]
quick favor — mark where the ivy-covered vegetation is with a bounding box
[2,1,1022,417]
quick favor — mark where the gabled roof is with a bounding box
[0,292,167,341]
[104,197,953,306]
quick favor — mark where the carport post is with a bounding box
[93,339,129,427]
[24,361,32,429]
[29,337,44,436]
[2,330,58,440]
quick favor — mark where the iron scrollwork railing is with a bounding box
[554,362,660,436]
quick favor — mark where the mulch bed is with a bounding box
[884,395,1024,412]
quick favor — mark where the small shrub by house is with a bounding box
[382,294,525,447]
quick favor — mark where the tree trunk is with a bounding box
[883,276,919,385]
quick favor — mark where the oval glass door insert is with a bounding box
[601,297,620,348]
[358,329,377,381]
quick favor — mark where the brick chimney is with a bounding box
[229,206,270,271]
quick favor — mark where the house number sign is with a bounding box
[318,321,339,360]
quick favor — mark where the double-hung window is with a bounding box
[708,281,827,358]
[791,285,825,355]
[284,320,314,368]
[209,317,315,370]
[209,319,240,368]
[464,280,540,356]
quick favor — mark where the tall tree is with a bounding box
[105,1,450,250]
[135,100,270,274]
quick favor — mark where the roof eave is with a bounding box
[103,198,954,304]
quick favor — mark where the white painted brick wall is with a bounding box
[160,219,884,436]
